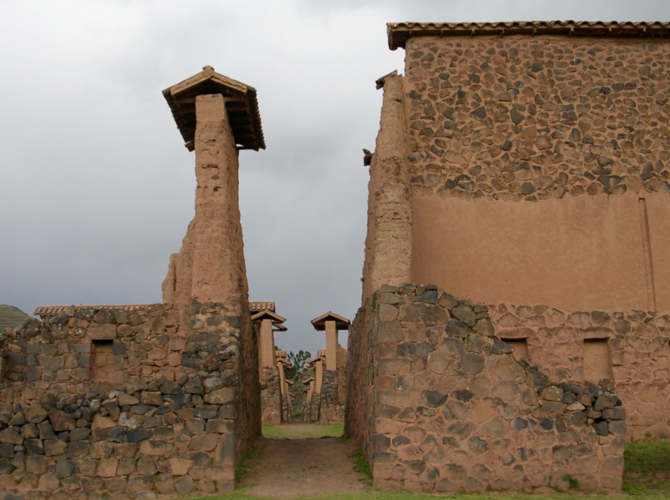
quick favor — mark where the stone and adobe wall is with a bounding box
[355,23,670,464]
[488,304,670,440]
[0,299,255,499]
[392,25,670,314]
[346,284,625,493]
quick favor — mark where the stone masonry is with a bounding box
[349,21,670,493]
[0,66,266,500]
[346,284,625,492]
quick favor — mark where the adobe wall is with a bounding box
[0,301,258,499]
[400,35,670,312]
[346,284,625,493]
[488,303,670,440]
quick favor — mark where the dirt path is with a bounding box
[242,433,367,497]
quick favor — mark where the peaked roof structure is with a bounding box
[163,65,265,152]
[310,311,350,331]
[250,309,286,324]
[388,21,670,50]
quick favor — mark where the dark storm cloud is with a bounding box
[1,0,669,356]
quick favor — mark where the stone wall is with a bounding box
[488,303,670,440]
[0,300,258,499]
[318,370,344,424]
[260,367,281,425]
[402,36,670,201]
[346,284,625,492]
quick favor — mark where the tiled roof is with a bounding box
[35,301,276,317]
[388,21,670,50]
[310,311,350,331]
[163,66,265,152]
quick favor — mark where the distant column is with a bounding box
[310,312,350,371]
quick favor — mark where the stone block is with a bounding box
[127,475,153,493]
[140,392,163,406]
[55,460,77,478]
[37,472,59,490]
[0,430,22,445]
[26,456,47,475]
[139,440,173,456]
[203,388,235,405]
[174,475,194,494]
[48,409,75,432]
[205,465,234,482]
[97,458,118,477]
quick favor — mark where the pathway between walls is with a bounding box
[241,425,366,497]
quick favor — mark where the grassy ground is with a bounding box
[262,423,344,438]
[206,438,669,500]
[623,440,670,496]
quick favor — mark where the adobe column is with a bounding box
[310,311,351,371]
[191,93,246,302]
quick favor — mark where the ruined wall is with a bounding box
[488,303,670,441]
[346,285,625,492]
[318,370,345,424]
[0,302,258,498]
[402,35,670,312]
[260,367,281,425]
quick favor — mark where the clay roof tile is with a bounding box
[387,20,670,50]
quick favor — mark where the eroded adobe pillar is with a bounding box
[161,66,265,329]
[311,311,350,371]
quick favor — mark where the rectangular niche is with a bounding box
[91,339,115,383]
[502,338,530,362]
[583,339,613,383]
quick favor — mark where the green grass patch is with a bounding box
[262,423,343,438]
[623,440,670,496]
[625,441,670,473]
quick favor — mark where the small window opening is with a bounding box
[91,340,115,383]
[583,339,613,383]
[502,338,530,362]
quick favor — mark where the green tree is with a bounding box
[284,350,311,381]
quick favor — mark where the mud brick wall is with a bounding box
[0,299,259,499]
[488,304,670,440]
[403,36,670,200]
[346,284,625,493]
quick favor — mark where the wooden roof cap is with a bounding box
[163,66,265,152]
[388,21,670,50]
[251,309,286,324]
[310,311,350,331]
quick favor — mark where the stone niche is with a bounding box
[346,284,625,493]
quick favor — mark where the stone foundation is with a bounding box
[0,299,258,499]
[346,284,625,492]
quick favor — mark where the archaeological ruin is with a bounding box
[345,20,670,493]
[2,19,670,499]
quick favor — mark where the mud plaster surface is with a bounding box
[242,436,366,497]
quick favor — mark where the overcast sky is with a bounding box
[1,0,669,355]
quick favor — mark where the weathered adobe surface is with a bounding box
[346,284,625,493]
[488,303,670,440]
[402,36,670,201]
[0,299,257,499]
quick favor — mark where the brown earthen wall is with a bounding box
[347,284,625,493]
[401,35,670,312]
[487,303,670,441]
